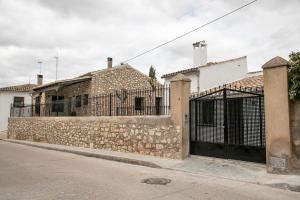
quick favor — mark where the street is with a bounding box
[0,141,298,200]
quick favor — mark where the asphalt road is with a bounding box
[0,141,298,200]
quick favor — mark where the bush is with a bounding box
[288,51,300,100]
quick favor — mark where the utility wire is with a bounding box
[122,0,258,63]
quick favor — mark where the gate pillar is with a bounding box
[262,56,292,173]
[170,74,191,160]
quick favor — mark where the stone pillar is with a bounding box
[262,56,292,173]
[170,74,191,159]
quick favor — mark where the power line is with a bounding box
[122,0,258,63]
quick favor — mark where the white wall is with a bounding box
[164,71,200,93]
[0,92,32,131]
[163,57,248,93]
[199,57,248,91]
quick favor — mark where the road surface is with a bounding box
[0,141,298,200]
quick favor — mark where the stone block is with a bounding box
[7,116,181,159]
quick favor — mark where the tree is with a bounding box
[288,51,300,100]
[149,65,157,80]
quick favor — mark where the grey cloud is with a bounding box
[0,0,299,87]
[37,0,112,18]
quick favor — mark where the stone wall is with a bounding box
[7,116,181,159]
[291,101,300,165]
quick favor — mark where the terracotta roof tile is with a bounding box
[191,75,263,98]
[33,64,161,91]
[0,84,36,92]
[226,75,263,89]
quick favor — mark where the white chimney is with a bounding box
[193,41,207,67]
[107,57,113,69]
[37,74,43,86]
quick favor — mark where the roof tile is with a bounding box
[0,84,36,92]
[191,75,263,98]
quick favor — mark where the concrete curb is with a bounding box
[2,139,162,168]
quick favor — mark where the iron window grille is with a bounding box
[83,94,89,106]
[75,95,82,107]
[52,96,64,112]
[13,97,24,107]
[135,97,144,111]
[35,96,41,114]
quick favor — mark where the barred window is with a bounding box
[76,95,82,107]
[52,96,64,112]
[35,96,41,114]
[83,94,89,105]
[13,97,24,107]
[135,97,144,111]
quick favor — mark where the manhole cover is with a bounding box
[141,178,171,185]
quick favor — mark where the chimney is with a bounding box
[37,74,43,86]
[107,57,113,69]
[193,41,207,67]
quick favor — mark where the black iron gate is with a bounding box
[189,88,266,163]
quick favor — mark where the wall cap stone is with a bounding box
[170,73,191,82]
[262,56,290,69]
[9,116,174,126]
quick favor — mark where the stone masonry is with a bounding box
[90,64,161,95]
[290,100,300,169]
[8,116,182,159]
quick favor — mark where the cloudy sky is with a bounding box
[0,0,299,87]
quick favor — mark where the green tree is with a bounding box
[289,51,300,100]
[149,65,157,80]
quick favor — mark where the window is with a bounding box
[52,96,64,112]
[13,97,24,107]
[155,97,162,115]
[201,100,215,126]
[75,95,82,107]
[135,97,144,111]
[35,96,41,114]
[83,94,89,105]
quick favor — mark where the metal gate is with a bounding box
[189,88,266,163]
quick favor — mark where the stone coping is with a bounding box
[9,115,174,125]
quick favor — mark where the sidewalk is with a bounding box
[2,139,300,192]
[0,131,7,140]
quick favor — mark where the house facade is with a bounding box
[30,58,167,117]
[162,41,248,93]
[0,84,35,132]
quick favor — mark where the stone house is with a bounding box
[32,58,166,117]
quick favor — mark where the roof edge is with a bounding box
[32,76,92,91]
[161,56,247,79]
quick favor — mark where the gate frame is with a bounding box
[189,86,266,163]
